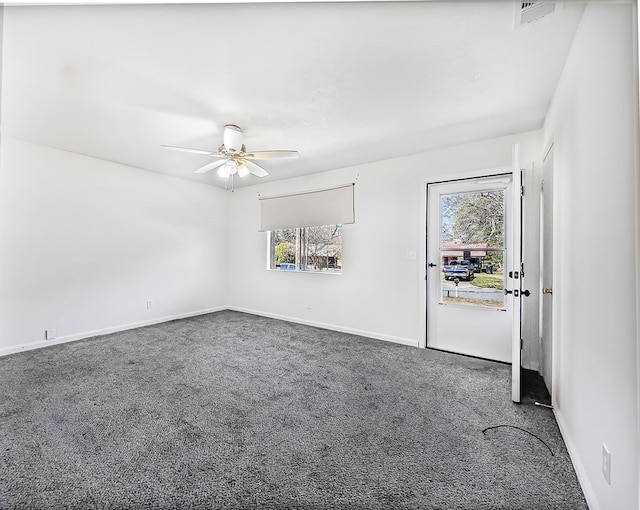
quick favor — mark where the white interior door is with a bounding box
[426,173,516,364]
[540,145,554,397]
[510,145,522,403]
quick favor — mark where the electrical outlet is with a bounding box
[602,443,611,485]
[146,300,153,309]
[45,329,56,340]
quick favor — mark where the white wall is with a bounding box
[226,130,542,369]
[543,4,638,509]
[0,138,228,355]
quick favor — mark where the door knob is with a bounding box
[543,288,553,295]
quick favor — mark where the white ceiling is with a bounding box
[1,1,585,188]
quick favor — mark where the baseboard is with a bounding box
[0,307,227,357]
[1,306,418,357]
[227,306,419,347]
[554,408,600,510]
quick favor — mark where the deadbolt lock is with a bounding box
[542,288,553,295]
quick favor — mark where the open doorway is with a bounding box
[425,146,526,403]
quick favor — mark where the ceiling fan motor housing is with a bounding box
[223,124,243,153]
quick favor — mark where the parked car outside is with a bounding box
[468,257,483,273]
[442,260,475,281]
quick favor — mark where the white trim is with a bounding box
[266,268,342,276]
[549,143,560,410]
[633,3,640,508]
[554,408,601,510]
[419,182,428,348]
[227,306,419,347]
[1,304,419,357]
[0,307,227,357]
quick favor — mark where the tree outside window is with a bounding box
[270,225,342,272]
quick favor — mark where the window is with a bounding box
[269,224,343,273]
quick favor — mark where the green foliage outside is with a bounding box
[440,271,504,289]
[275,242,295,264]
[442,191,505,246]
[470,272,504,290]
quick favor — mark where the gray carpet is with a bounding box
[1,310,587,509]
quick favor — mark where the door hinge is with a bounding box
[520,185,524,197]
[520,338,523,350]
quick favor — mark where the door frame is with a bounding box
[541,140,560,407]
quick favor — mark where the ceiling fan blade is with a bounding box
[243,150,298,160]
[194,159,228,174]
[242,159,269,177]
[161,144,217,156]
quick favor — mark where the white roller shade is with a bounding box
[259,183,355,231]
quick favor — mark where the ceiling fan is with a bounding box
[162,124,298,179]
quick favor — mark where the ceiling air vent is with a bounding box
[516,0,556,27]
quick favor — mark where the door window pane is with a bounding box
[440,190,506,308]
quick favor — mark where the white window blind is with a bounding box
[259,183,355,231]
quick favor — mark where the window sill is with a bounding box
[268,268,342,276]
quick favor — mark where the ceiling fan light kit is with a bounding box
[217,160,238,178]
[162,124,298,184]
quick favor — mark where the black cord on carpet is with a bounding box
[482,425,554,456]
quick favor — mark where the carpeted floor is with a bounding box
[1,310,587,509]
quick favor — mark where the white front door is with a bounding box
[426,156,523,401]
